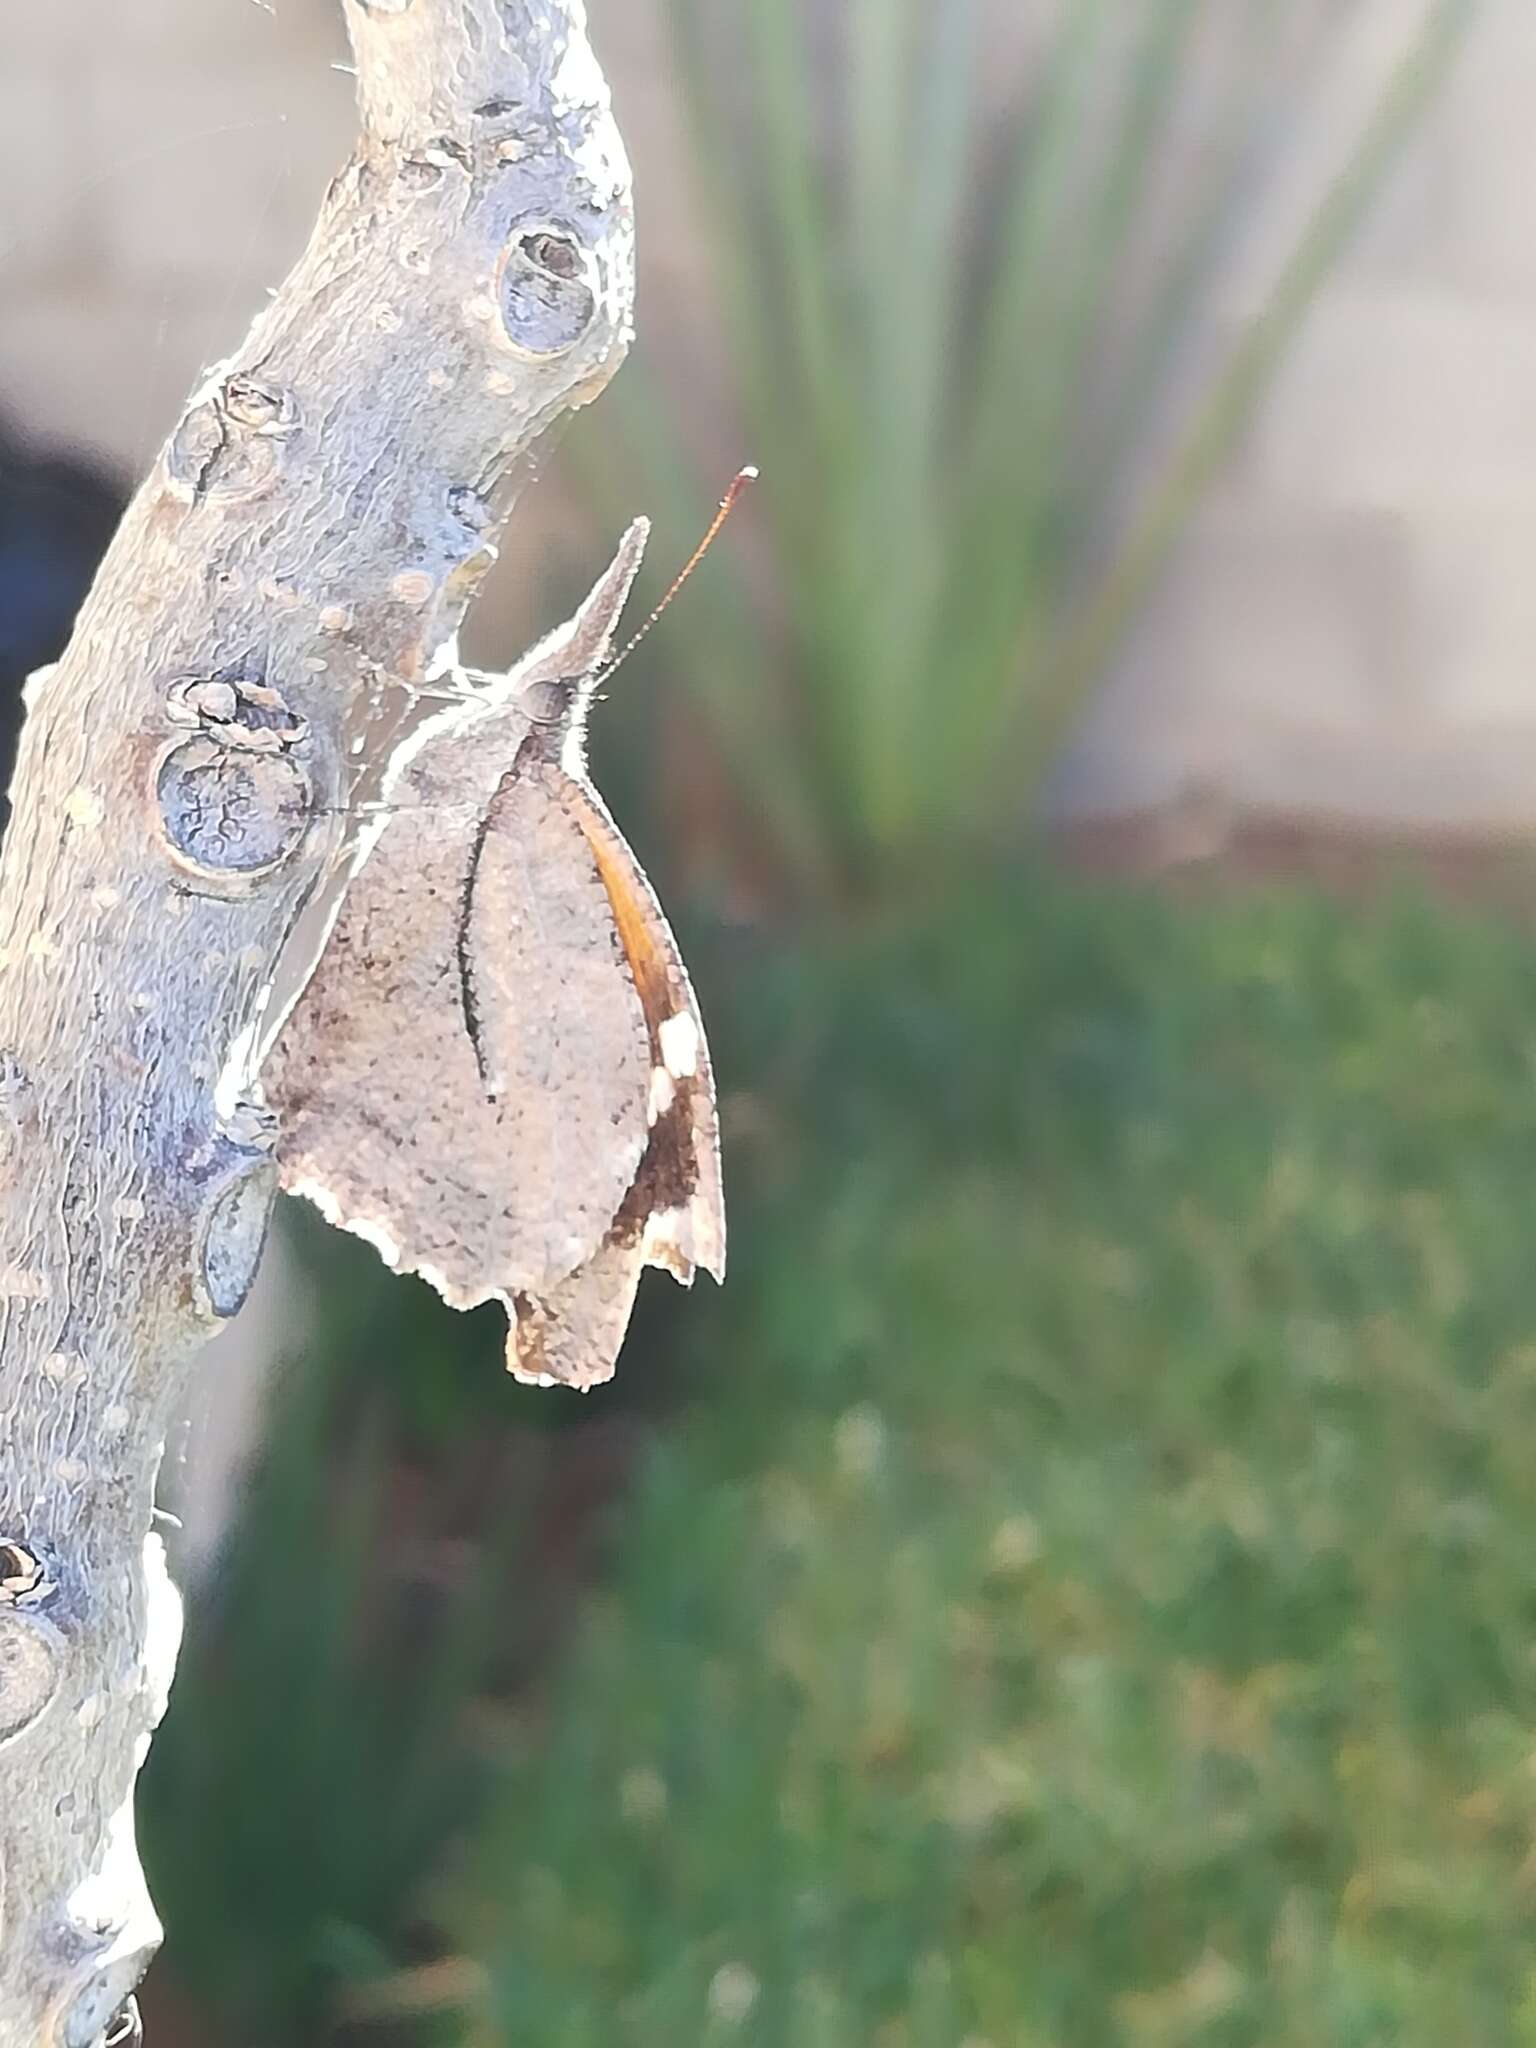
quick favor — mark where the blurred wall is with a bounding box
[1057,0,1536,834]
[1,0,349,472]
[0,0,704,660]
[4,1,1535,832]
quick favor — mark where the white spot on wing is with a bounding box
[659,1012,700,1080]
[647,1065,677,1125]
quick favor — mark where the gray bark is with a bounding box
[0,4,634,2041]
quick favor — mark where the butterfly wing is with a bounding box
[461,750,653,1288]
[558,771,726,1285]
[508,1234,648,1390]
[267,751,500,1302]
[268,742,652,1307]
[492,766,727,1391]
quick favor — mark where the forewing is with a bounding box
[266,769,502,1303]
[557,776,727,1285]
[461,752,652,1289]
[267,750,651,1305]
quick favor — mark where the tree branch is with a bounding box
[0,4,633,2040]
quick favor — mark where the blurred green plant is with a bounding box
[578,0,1472,900]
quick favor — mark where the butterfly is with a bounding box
[263,516,728,1388]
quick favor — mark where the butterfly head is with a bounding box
[520,675,583,729]
[501,470,755,771]
[514,669,595,780]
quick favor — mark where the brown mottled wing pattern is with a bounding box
[461,750,652,1289]
[503,766,728,1386]
[267,745,651,1311]
[509,1235,649,1390]
[561,775,726,1285]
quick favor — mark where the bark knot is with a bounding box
[103,1998,144,2048]
[165,675,309,756]
[191,1109,280,1321]
[156,668,314,885]
[157,740,311,882]
[497,217,599,356]
[0,1609,61,1746]
[165,374,299,506]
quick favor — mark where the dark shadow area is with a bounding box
[0,412,127,796]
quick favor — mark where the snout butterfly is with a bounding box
[265,476,753,1388]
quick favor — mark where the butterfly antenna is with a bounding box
[592,466,757,687]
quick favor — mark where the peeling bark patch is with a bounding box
[447,484,493,534]
[104,1998,144,2047]
[0,1614,60,1746]
[164,375,298,506]
[62,1973,146,2048]
[198,1160,277,1319]
[156,738,311,880]
[221,376,295,434]
[64,788,107,833]
[165,675,308,755]
[219,1100,279,1154]
[399,158,449,193]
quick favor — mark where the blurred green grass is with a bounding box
[443,875,1536,2048]
[147,872,1536,2044]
